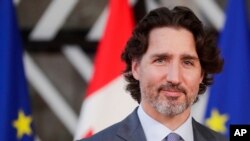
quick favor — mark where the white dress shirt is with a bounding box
[137,105,194,141]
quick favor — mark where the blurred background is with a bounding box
[8,0,250,140]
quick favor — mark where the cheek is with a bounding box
[139,68,165,93]
[140,67,166,83]
[184,74,202,94]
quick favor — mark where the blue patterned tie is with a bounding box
[163,133,183,141]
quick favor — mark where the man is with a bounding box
[79,6,227,141]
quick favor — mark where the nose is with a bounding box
[166,62,181,85]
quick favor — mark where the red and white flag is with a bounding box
[74,0,138,139]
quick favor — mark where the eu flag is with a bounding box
[205,0,250,136]
[0,0,35,140]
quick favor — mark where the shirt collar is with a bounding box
[174,113,193,141]
[137,105,194,141]
[137,106,170,141]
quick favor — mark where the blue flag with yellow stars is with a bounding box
[205,0,250,137]
[0,0,35,140]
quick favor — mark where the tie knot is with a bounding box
[164,133,183,141]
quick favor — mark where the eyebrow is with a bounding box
[150,53,199,60]
[181,54,199,60]
[150,53,171,59]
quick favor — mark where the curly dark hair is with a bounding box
[121,6,224,103]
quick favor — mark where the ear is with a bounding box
[131,60,140,80]
[200,71,204,83]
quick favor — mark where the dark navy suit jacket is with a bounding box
[78,108,228,141]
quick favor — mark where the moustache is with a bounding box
[158,83,187,95]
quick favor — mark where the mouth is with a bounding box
[158,83,187,97]
[161,90,183,97]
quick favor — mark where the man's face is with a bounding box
[132,27,203,117]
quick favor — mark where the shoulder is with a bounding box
[78,108,140,141]
[77,122,122,141]
[192,119,228,141]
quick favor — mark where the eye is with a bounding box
[183,60,194,66]
[154,58,166,65]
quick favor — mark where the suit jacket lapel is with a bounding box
[116,109,219,141]
[192,118,215,141]
[116,108,147,141]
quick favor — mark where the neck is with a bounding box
[141,102,191,130]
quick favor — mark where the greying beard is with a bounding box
[153,98,188,116]
[147,92,197,116]
[141,82,197,116]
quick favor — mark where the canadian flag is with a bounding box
[74,0,138,139]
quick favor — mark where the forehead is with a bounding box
[145,27,198,58]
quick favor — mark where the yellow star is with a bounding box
[13,110,33,139]
[205,109,228,133]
